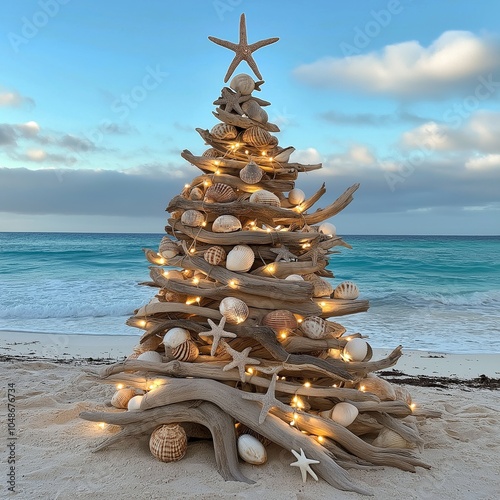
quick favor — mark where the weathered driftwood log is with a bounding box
[315,298,370,318]
[213,107,280,132]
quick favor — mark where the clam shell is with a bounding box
[285,274,304,281]
[230,74,255,95]
[372,428,414,449]
[319,222,336,236]
[210,123,238,140]
[226,245,255,272]
[204,246,226,266]
[241,100,268,123]
[127,395,144,411]
[137,350,162,363]
[330,402,359,427]
[181,209,205,227]
[111,388,137,409]
[262,309,298,332]
[202,148,221,158]
[219,297,249,324]
[158,237,180,259]
[394,386,412,406]
[204,183,238,203]
[343,338,370,362]
[189,187,204,201]
[358,375,396,401]
[212,215,242,233]
[333,281,359,299]
[171,340,199,362]
[274,146,295,162]
[242,126,273,147]
[237,434,267,465]
[249,189,280,207]
[288,188,305,206]
[312,278,334,298]
[300,316,331,340]
[235,424,272,447]
[163,327,190,349]
[239,159,263,184]
[149,424,187,462]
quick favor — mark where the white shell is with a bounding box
[210,123,238,140]
[226,245,255,272]
[239,160,263,184]
[285,274,304,281]
[137,351,162,363]
[249,189,280,207]
[288,188,305,205]
[274,146,295,162]
[181,210,205,227]
[237,434,267,464]
[204,183,238,203]
[334,281,359,299]
[230,74,255,95]
[219,297,249,324]
[171,340,199,362]
[212,215,242,233]
[189,187,204,201]
[330,402,359,427]
[149,424,188,462]
[127,395,144,411]
[111,388,137,409]
[158,237,180,259]
[163,327,190,349]
[372,428,414,449]
[204,246,226,265]
[358,375,396,401]
[241,100,268,123]
[319,222,336,236]
[300,316,331,340]
[242,126,273,147]
[343,338,369,362]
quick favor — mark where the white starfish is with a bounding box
[221,341,261,382]
[200,317,237,356]
[270,245,298,262]
[290,448,320,483]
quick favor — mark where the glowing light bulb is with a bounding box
[244,149,249,154]
[229,280,237,287]
[410,403,416,411]
[359,385,366,392]
[98,422,106,430]
[138,320,147,328]
[116,384,124,390]
[261,151,267,156]
[204,181,209,186]
[189,248,196,254]
[193,278,200,285]
[148,383,156,391]
[317,436,324,443]
[303,382,311,388]
[320,301,326,307]
[215,169,221,175]
[184,184,190,189]
[162,270,169,278]
[201,222,207,227]
[280,332,287,340]
[290,419,296,426]
[247,368,254,375]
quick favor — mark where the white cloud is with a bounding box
[26,149,47,161]
[465,154,500,171]
[0,89,35,108]
[292,147,322,164]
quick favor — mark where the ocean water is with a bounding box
[0,232,499,353]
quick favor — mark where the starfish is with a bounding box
[241,368,293,424]
[298,246,329,266]
[290,448,320,483]
[200,317,237,356]
[221,341,261,382]
[208,13,279,82]
[213,87,251,115]
[270,245,298,263]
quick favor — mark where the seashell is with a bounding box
[230,73,255,95]
[181,209,205,227]
[204,183,238,203]
[268,135,279,147]
[262,309,298,332]
[242,126,272,147]
[312,278,334,298]
[288,188,305,206]
[149,424,187,462]
[161,269,185,281]
[241,100,268,123]
[158,290,188,303]
[189,187,204,201]
[158,237,180,259]
[249,189,280,207]
[204,246,226,266]
[219,297,249,324]
[163,327,190,349]
[274,146,295,163]
[127,395,144,411]
[343,338,370,362]
[212,215,242,233]
[235,423,272,447]
[171,340,199,362]
[330,402,359,427]
[285,274,304,281]
[358,375,396,401]
[372,428,414,449]
[319,222,336,236]
[237,434,267,465]
[226,244,254,272]
[239,159,263,184]
[300,316,331,340]
[333,281,359,299]
[137,350,163,363]
[210,123,238,140]
[202,148,221,158]
[111,388,137,409]
[394,386,412,406]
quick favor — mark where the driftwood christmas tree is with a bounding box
[81,14,439,495]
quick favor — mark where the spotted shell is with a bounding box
[242,126,273,147]
[158,237,180,259]
[330,402,359,427]
[149,424,187,462]
[300,316,331,340]
[239,159,263,184]
[372,428,414,449]
[189,187,204,201]
[319,222,336,236]
[230,73,255,95]
[204,183,238,203]
[163,327,190,349]
[204,246,226,265]
[344,338,371,362]
[210,123,238,140]
[137,350,163,363]
[285,274,304,281]
[226,244,255,272]
[288,188,305,206]
[181,210,205,227]
[219,297,249,324]
[333,281,359,299]
[111,388,137,409]
[358,375,396,400]
[202,148,221,158]
[312,278,334,298]
[249,189,280,207]
[127,395,144,411]
[212,215,242,233]
[237,434,267,465]
[241,100,268,123]
[262,309,298,332]
[171,340,199,362]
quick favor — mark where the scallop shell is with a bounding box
[394,386,412,406]
[226,244,255,272]
[319,222,336,236]
[171,340,199,362]
[204,246,226,265]
[241,100,268,123]
[230,73,255,95]
[262,309,298,332]
[202,148,221,158]
[312,278,334,298]
[242,126,273,147]
[300,316,331,340]
[249,189,280,207]
[358,375,396,401]
[239,159,263,184]
[219,297,249,324]
[237,434,267,465]
[127,395,144,411]
[285,274,304,281]
[343,338,371,362]
[149,424,187,462]
[181,209,205,227]
[288,188,305,206]
[204,183,238,203]
[111,388,137,409]
[212,215,242,233]
[274,146,295,162]
[372,428,414,449]
[330,402,359,427]
[158,237,180,259]
[189,187,204,201]
[334,281,359,299]
[137,350,163,363]
[163,327,190,349]
[210,123,238,140]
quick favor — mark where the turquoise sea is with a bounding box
[0,232,499,353]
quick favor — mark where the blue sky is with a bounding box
[1,0,499,234]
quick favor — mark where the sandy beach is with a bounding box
[2,331,499,499]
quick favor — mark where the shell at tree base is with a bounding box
[137,350,163,363]
[372,428,415,449]
[288,188,305,206]
[189,187,204,201]
[204,183,238,203]
[357,375,396,401]
[219,297,249,324]
[230,73,255,95]
[204,246,226,265]
[202,148,221,158]
[242,126,273,147]
[163,327,191,349]
[212,215,242,233]
[210,123,238,140]
[158,237,180,259]
[249,189,280,207]
[149,424,188,463]
[333,281,359,299]
[319,222,336,236]
[262,309,298,332]
[330,402,359,427]
[171,340,199,362]
[300,316,331,339]
[239,159,264,184]
[237,434,267,465]
[180,209,205,227]
[343,338,371,362]
[111,388,137,409]
[235,423,272,447]
[226,244,255,272]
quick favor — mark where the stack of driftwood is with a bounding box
[81,14,438,494]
